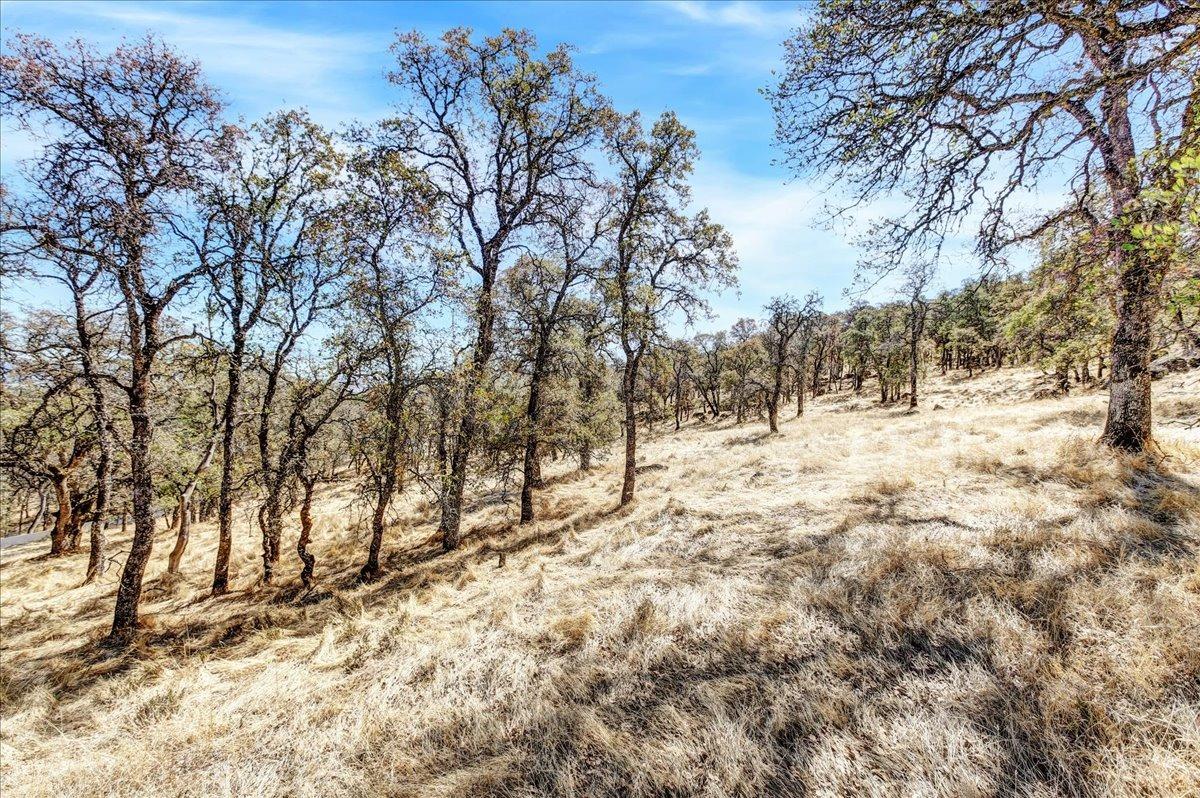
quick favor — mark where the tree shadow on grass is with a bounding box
[0,476,631,710]
[726,430,777,446]
[833,489,981,535]
[353,502,626,602]
[6,440,1197,796]
[380,519,1149,798]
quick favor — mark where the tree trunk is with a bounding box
[674,378,683,430]
[1094,45,1166,453]
[28,490,46,535]
[109,361,156,644]
[620,357,639,506]
[531,448,543,486]
[520,339,552,524]
[166,500,182,533]
[768,361,783,433]
[1101,252,1160,451]
[796,357,807,417]
[909,303,924,410]
[65,491,91,552]
[49,474,70,557]
[362,469,395,581]
[68,267,114,582]
[212,341,243,595]
[166,493,191,575]
[361,381,403,580]
[260,487,284,585]
[440,267,497,551]
[83,403,112,583]
[297,476,316,588]
[909,338,919,409]
[165,430,218,577]
[84,514,107,583]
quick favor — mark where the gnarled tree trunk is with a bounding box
[297,474,317,588]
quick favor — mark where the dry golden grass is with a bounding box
[2,367,1199,797]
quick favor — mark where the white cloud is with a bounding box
[0,128,43,168]
[583,28,676,55]
[3,2,388,124]
[684,163,860,329]
[665,62,716,76]
[682,160,1040,330]
[643,1,804,78]
[667,1,806,34]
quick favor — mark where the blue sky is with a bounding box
[1,0,1003,329]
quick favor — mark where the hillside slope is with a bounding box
[2,368,1199,798]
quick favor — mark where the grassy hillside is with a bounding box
[2,368,1199,798]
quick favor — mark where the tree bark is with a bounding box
[84,471,109,585]
[167,496,190,575]
[520,340,550,524]
[109,355,156,644]
[620,356,640,506]
[65,491,92,552]
[1101,252,1160,450]
[909,345,918,408]
[74,296,113,583]
[167,419,216,578]
[440,265,497,551]
[361,374,405,580]
[767,365,783,433]
[1091,34,1173,453]
[909,301,925,410]
[795,355,807,417]
[297,475,316,588]
[212,341,243,595]
[260,489,284,585]
[28,490,47,536]
[48,473,71,557]
[361,430,399,580]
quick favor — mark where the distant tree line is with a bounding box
[636,231,1197,433]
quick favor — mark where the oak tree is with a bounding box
[770,0,1199,451]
